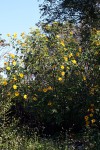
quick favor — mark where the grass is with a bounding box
[0,125,100,150]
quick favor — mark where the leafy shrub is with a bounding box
[0,23,99,140]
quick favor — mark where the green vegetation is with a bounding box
[0,22,100,149]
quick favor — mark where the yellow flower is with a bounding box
[64,56,68,61]
[83,76,86,81]
[6,66,11,70]
[13,77,17,81]
[90,104,94,107]
[10,80,13,84]
[7,33,10,37]
[4,62,8,65]
[56,35,60,38]
[7,92,11,96]
[96,41,100,46]
[13,84,17,90]
[17,40,21,44]
[12,61,16,66]
[10,53,15,59]
[91,119,96,124]
[47,86,53,91]
[19,73,24,78]
[43,88,48,92]
[79,47,82,52]
[84,116,89,121]
[76,52,80,57]
[64,48,68,51]
[85,121,89,126]
[3,80,7,86]
[15,91,19,97]
[90,88,95,95]
[70,31,73,35]
[13,33,17,38]
[33,97,37,101]
[90,114,93,117]
[23,94,27,99]
[60,65,64,70]
[71,59,77,65]
[48,101,52,106]
[97,30,100,34]
[68,53,73,58]
[58,77,62,81]
[21,43,26,47]
[60,41,65,47]
[61,71,65,76]
[21,32,25,37]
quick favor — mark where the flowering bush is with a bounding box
[0,23,99,136]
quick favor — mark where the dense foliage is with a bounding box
[0,22,100,149]
[39,0,100,45]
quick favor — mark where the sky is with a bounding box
[0,0,42,39]
[0,0,43,73]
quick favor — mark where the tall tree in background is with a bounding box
[39,0,100,45]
